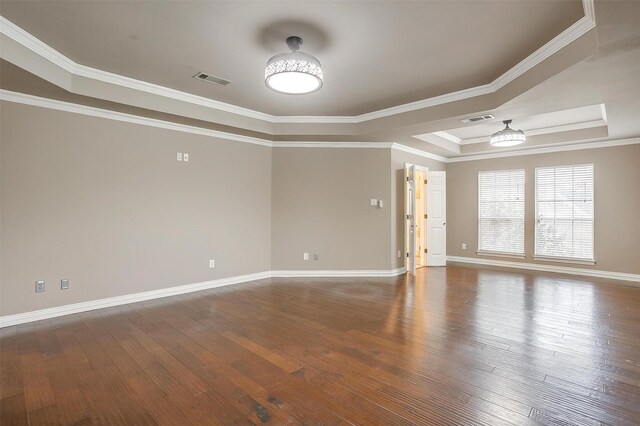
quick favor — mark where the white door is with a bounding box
[405,165,416,275]
[427,171,447,266]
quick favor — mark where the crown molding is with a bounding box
[5,89,630,163]
[0,16,275,123]
[447,137,640,163]
[0,89,273,147]
[270,115,360,124]
[433,131,462,144]
[0,90,429,155]
[582,0,595,22]
[0,15,77,71]
[390,144,450,163]
[457,119,608,145]
[490,12,595,92]
[0,0,595,125]
[0,90,444,158]
[272,141,393,149]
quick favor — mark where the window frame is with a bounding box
[477,168,526,258]
[534,163,595,264]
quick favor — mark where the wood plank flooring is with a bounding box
[1,265,640,425]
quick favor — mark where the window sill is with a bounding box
[477,251,525,260]
[533,256,595,266]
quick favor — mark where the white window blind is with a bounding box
[535,164,594,261]
[478,169,525,255]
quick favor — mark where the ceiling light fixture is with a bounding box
[490,120,526,147]
[265,36,323,95]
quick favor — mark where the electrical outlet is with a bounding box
[397,250,402,258]
[462,243,467,250]
[377,200,384,208]
[314,253,319,261]
[61,279,70,290]
[183,153,189,162]
[303,253,309,261]
[177,152,183,161]
[35,280,45,293]
[209,259,215,268]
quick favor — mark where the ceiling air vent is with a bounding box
[193,72,232,86]
[460,114,494,124]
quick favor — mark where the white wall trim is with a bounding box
[458,119,608,145]
[0,89,274,147]
[0,271,271,328]
[448,138,640,162]
[391,143,449,162]
[0,91,444,160]
[7,253,636,328]
[489,11,595,92]
[272,141,393,149]
[0,16,275,123]
[433,131,462,144]
[582,0,596,22]
[4,90,636,163]
[0,268,407,328]
[447,256,640,284]
[476,251,526,260]
[0,1,595,124]
[533,255,595,266]
[271,267,406,278]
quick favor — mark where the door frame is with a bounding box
[404,163,429,274]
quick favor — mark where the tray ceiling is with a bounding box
[0,0,584,116]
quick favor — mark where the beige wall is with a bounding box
[446,144,640,275]
[271,148,392,270]
[390,150,447,269]
[1,102,272,316]
[3,100,639,318]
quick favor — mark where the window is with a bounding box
[478,169,525,256]
[535,164,594,261]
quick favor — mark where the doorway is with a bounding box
[415,168,428,269]
[405,164,447,275]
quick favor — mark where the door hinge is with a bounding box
[424,179,428,184]
[424,214,428,219]
[406,252,409,258]
[424,248,428,253]
[407,214,412,220]
[406,176,410,182]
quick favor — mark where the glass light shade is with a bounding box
[490,122,526,147]
[265,51,323,94]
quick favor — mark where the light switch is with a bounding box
[183,153,189,162]
[370,198,377,206]
[177,152,183,161]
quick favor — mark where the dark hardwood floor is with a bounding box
[1,265,640,425]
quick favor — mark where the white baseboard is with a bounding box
[0,268,406,328]
[271,267,406,278]
[0,271,272,328]
[447,256,640,284]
